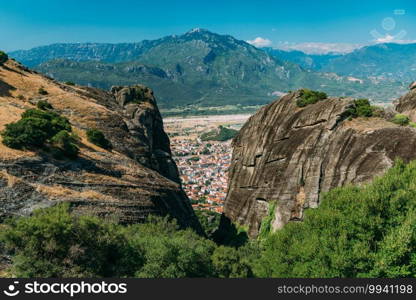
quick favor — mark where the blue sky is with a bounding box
[2,0,416,53]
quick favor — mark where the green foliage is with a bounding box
[341,98,375,120]
[200,125,238,141]
[86,128,112,150]
[211,245,255,278]
[195,210,221,239]
[0,203,140,277]
[1,109,77,158]
[391,114,410,126]
[129,217,216,278]
[0,51,8,65]
[296,89,327,107]
[64,81,75,86]
[258,201,276,241]
[38,87,48,95]
[36,100,53,110]
[50,130,79,159]
[0,206,218,278]
[1,117,52,149]
[254,160,416,278]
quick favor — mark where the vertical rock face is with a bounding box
[224,91,416,237]
[109,84,181,183]
[0,60,200,232]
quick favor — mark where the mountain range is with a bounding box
[10,29,412,108]
[265,43,416,82]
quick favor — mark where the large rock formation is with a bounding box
[225,91,416,237]
[395,86,416,121]
[0,59,201,231]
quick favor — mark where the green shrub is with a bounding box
[254,160,416,278]
[1,117,51,149]
[200,125,238,141]
[38,87,48,95]
[354,99,374,117]
[0,205,219,278]
[0,203,142,277]
[296,89,327,107]
[1,109,75,158]
[211,245,255,278]
[391,114,410,126]
[342,98,374,119]
[86,128,112,150]
[36,100,53,110]
[0,51,8,65]
[64,81,75,86]
[50,130,79,159]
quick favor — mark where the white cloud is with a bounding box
[247,37,272,48]
[274,42,363,55]
[373,33,416,44]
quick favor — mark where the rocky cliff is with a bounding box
[225,90,416,237]
[395,85,416,121]
[0,58,200,231]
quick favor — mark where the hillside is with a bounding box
[0,57,201,231]
[11,29,407,108]
[267,43,416,83]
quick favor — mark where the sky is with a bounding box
[2,0,416,54]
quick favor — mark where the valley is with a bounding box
[164,114,250,213]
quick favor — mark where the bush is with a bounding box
[0,51,8,65]
[0,203,141,277]
[200,125,238,141]
[38,87,48,95]
[1,117,51,148]
[50,130,79,159]
[296,89,327,107]
[1,109,76,159]
[86,128,112,150]
[254,160,416,278]
[391,114,410,126]
[354,99,374,117]
[0,206,217,278]
[341,98,374,119]
[211,244,258,278]
[36,100,53,110]
[64,81,75,86]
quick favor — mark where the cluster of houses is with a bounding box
[171,138,232,213]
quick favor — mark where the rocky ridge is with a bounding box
[225,90,416,237]
[0,58,200,231]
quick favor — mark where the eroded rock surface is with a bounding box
[225,91,416,237]
[0,59,200,231]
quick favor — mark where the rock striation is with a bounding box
[0,59,201,231]
[224,91,416,237]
